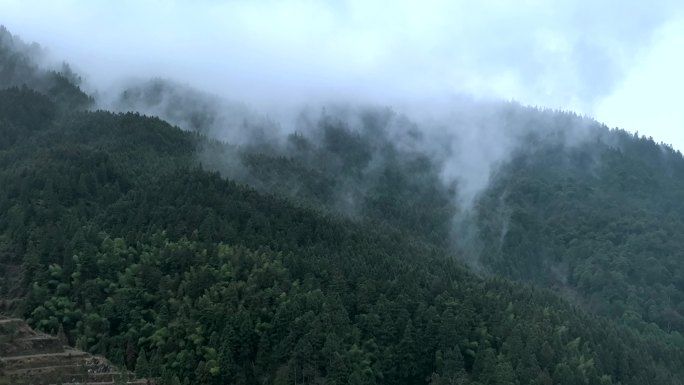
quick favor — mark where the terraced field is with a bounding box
[0,316,149,385]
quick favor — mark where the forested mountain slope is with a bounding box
[193,93,684,341]
[477,131,684,335]
[3,26,684,385]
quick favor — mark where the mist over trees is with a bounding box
[0,26,92,110]
[3,25,684,385]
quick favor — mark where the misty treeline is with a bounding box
[0,26,92,111]
[3,26,684,385]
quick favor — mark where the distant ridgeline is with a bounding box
[2,26,684,385]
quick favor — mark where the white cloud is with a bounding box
[1,0,683,140]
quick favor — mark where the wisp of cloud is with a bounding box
[1,0,681,113]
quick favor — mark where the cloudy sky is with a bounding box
[2,0,684,148]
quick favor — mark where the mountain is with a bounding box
[2,26,684,385]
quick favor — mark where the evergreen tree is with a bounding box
[135,348,150,378]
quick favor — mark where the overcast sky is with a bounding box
[2,0,684,148]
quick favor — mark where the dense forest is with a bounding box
[3,26,684,385]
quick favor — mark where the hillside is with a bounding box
[0,78,682,385]
[476,130,684,334]
[0,316,146,385]
[194,96,684,339]
[3,26,684,385]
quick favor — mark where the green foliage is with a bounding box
[216,110,457,247]
[476,132,684,337]
[136,348,150,378]
[3,38,684,385]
